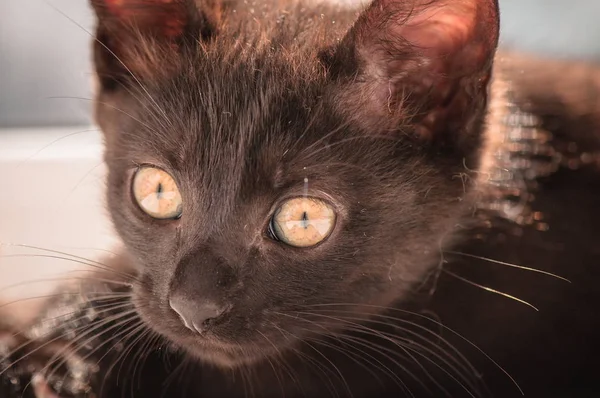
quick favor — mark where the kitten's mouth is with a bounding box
[137,306,285,367]
[166,330,286,368]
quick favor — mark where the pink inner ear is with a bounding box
[403,0,498,72]
[359,0,498,76]
[401,3,477,55]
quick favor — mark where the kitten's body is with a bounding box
[434,54,600,397]
[2,0,600,397]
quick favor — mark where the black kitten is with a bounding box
[2,0,600,397]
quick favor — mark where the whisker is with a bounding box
[0,291,129,311]
[17,128,100,167]
[161,351,191,398]
[338,333,439,397]
[127,328,154,395]
[242,359,258,398]
[265,323,304,389]
[94,320,146,398]
[90,319,145,371]
[108,76,173,136]
[292,310,468,396]
[5,295,132,343]
[300,134,397,164]
[302,302,523,395]
[332,323,478,397]
[273,312,404,391]
[304,334,388,389]
[255,329,294,396]
[0,243,138,282]
[40,308,138,367]
[341,326,476,397]
[98,321,148,398]
[43,3,175,130]
[42,312,140,390]
[272,326,341,398]
[303,338,353,398]
[0,298,131,360]
[302,161,379,178]
[302,307,478,380]
[132,331,161,390]
[443,269,538,311]
[114,322,153,387]
[265,322,304,390]
[254,335,285,397]
[0,252,109,275]
[309,331,415,396]
[274,312,377,398]
[445,250,571,282]
[286,111,350,158]
[236,362,251,398]
[67,161,105,197]
[41,246,119,258]
[47,96,160,136]
[0,309,137,378]
[0,274,131,297]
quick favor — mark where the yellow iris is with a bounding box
[271,197,336,247]
[132,167,183,219]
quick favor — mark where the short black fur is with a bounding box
[2,0,600,397]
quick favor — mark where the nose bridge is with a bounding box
[169,250,236,302]
[185,196,246,249]
[199,147,245,229]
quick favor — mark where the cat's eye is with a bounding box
[270,197,336,248]
[132,167,183,219]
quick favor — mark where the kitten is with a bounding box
[2,0,600,397]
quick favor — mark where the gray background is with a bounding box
[1,0,599,127]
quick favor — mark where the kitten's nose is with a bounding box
[169,297,229,334]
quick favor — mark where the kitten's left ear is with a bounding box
[91,0,220,89]
[325,0,500,141]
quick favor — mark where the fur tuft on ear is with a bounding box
[90,0,219,89]
[326,0,500,142]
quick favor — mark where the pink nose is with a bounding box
[169,297,228,334]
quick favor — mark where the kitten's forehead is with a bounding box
[124,53,325,166]
[112,60,335,229]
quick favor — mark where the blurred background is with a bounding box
[1,0,600,127]
[0,0,599,322]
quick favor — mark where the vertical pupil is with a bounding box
[157,182,163,198]
[301,211,309,228]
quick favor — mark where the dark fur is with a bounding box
[2,0,600,397]
[94,0,497,371]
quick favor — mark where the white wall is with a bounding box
[0,128,118,324]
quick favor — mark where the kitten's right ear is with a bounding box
[90,0,220,90]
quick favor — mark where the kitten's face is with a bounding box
[92,0,499,367]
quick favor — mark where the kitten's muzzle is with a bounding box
[169,296,229,334]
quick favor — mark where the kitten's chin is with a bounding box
[184,342,272,368]
[136,312,280,368]
[156,330,288,369]
[142,323,271,368]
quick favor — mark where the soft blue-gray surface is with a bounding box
[499,0,600,58]
[1,0,599,127]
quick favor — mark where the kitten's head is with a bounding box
[91,0,499,367]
